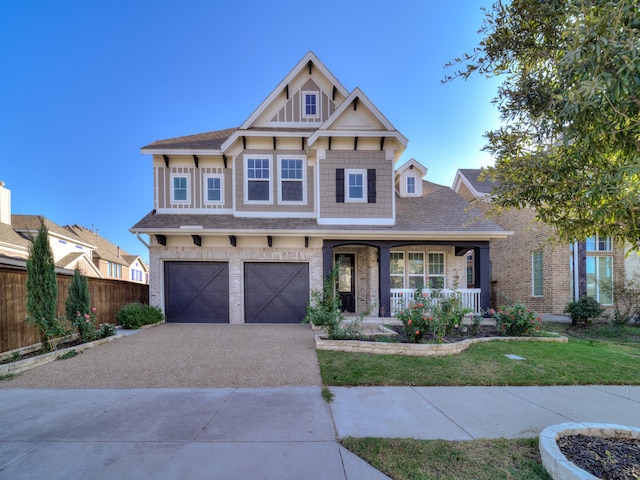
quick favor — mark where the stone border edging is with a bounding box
[0,334,125,376]
[539,422,640,479]
[314,332,567,356]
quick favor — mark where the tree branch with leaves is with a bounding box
[445,0,640,247]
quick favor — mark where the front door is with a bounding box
[335,254,356,313]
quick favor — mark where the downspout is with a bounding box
[135,232,150,249]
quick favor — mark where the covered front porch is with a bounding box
[322,239,491,318]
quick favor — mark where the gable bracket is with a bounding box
[267,235,273,247]
[273,137,277,150]
[305,236,309,248]
[163,155,170,168]
[328,137,332,150]
[192,155,199,168]
[285,84,289,99]
[354,137,358,151]
[155,234,167,246]
[353,97,359,110]
[222,154,228,169]
[229,235,237,247]
[380,137,385,151]
[192,235,202,247]
[332,85,337,101]
[242,136,246,150]
[307,60,313,74]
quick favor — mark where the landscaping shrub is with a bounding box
[599,274,640,326]
[564,295,605,326]
[26,219,65,351]
[116,303,164,329]
[396,289,471,343]
[493,303,542,336]
[65,269,95,342]
[97,323,116,338]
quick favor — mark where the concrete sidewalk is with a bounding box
[0,387,388,480]
[330,385,640,440]
[2,385,640,479]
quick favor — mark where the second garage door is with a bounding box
[244,262,309,323]
[165,262,229,323]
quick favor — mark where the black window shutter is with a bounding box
[336,168,345,203]
[367,169,376,203]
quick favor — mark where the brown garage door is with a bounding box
[244,262,309,323]
[165,262,229,323]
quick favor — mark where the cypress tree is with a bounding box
[66,268,92,341]
[26,218,60,351]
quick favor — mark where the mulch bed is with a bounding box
[357,324,503,343]
[557,434,640,480]
[0,338,84,365]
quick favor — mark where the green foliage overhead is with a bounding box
[446,0,640,247]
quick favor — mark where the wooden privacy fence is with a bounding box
[0,267,149,354]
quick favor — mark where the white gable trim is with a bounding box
[452,170,492,200]
[307,88,408,147]
[239,52,350,131]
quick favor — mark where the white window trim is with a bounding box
[406,176,416,195]
[244,155,273,205]
[390,251,405,288]
[428,252,446,288]
[345,169,367,203]
[532,250,544,297]
[301,90,320,119]
[407,251,425,289]
[170,174,189,204]
[203,174,224,205]
[277,156,307,205]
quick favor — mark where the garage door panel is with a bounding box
[245,263,309,324]
[165,262,229,323]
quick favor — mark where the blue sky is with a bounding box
[0,1,500,262]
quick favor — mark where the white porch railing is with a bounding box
[390,288,482,315]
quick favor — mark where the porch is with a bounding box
[323,239,491,317]
[390,288,482,315]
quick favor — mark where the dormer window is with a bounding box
[407,177,416,194]
[302,91,319,118]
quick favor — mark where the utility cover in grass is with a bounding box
[505,354,526,360]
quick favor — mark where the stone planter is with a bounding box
[314,323,567,357]
[539,422,640,479]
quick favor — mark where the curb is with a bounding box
[0,334,125,376]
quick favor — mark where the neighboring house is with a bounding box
[131,52,509,324]
[65,224,149,284]
[0,181,148,283]
[453,168,629,315]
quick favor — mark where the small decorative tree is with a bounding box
[564,295,605,326]
[26,219,64,351]
[65,268,94,342]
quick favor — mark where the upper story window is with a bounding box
[204,175,223,204]
[302,91,319,118]
[407,177,416,194]
[278,157,305,203]
[172,175,189,203]
[346,169,367,202]
[245,156,272,203]
[586,236,612,252]
[108,262,122,279]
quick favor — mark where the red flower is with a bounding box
[407,319,412,325]
[415,330,420,336]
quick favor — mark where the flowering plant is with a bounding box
[492,304,541,336]
[71,307,98,342]
[396,290,471,343]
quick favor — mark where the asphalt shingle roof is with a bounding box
[141,128,238,151]
[458,169,495,195]
[132,181,503,237]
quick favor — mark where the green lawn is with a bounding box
[326,322,640,479]
[319,326,640,386]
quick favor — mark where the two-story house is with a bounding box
[131,52,509,324]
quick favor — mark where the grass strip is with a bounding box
[341,437,552,480]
